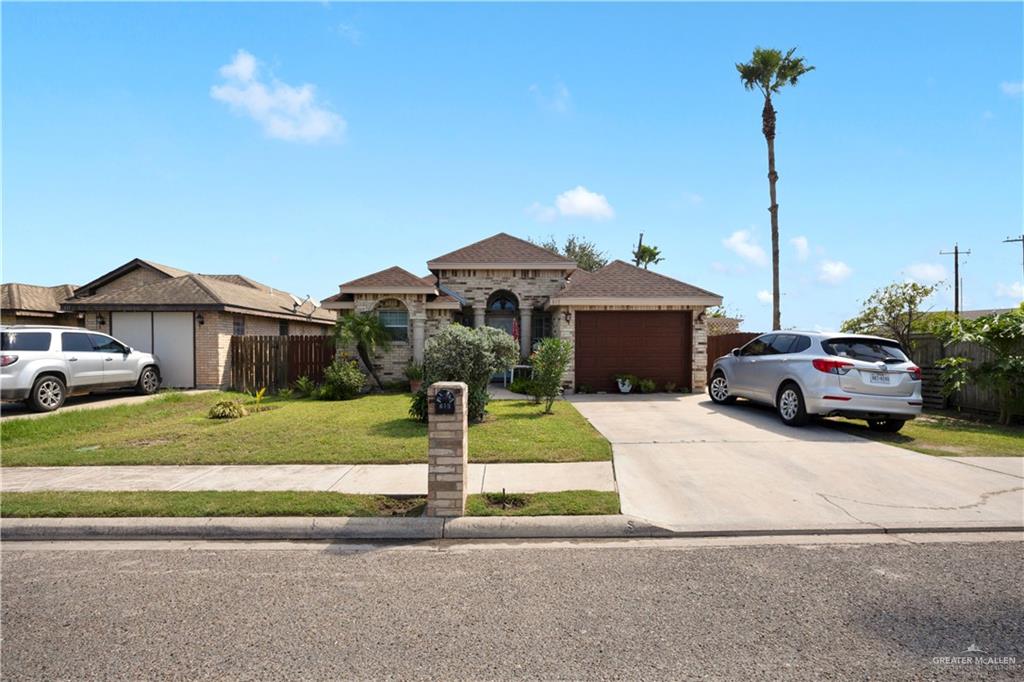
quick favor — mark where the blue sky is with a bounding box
[4,1,1022,331]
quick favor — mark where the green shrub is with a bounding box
[208,400,247,419]
[663,381,677,393]
[508,377,540,400]
[318,358,366,400]
[294,375,317,398]
[404,362,424,381]
[531,338,574,413]
[409,324,518,422]
[637,378,656,394]
[575,384,592,394]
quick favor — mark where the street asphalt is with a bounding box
[2,536,1021,680]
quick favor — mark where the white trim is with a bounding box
[321,300,356,310]
[342,285,436,295]
[546,296,722,308]
[426,262,575,270]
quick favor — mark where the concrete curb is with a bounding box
[2,516,1022,542]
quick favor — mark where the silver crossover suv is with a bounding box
[708,332,922,431]
[1,326,161,412]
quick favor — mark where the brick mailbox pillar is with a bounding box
[426,381,469,517]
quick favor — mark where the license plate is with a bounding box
[867,372,891,385]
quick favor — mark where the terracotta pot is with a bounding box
[409,379,423,394]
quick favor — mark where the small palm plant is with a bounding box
[335,313,391,390]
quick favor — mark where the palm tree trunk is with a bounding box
[357,344,385,391]
[762,95,781,331]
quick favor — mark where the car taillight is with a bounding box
[1,354,18,367]
[907,366,921,381]
[812,358,854,375]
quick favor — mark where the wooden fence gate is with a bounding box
[706,332,761,385]
[229,335,335,393]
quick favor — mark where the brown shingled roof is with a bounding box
[427,232,575,267]
[552,260,721,302]
[1,283,77,314]
[64,274,334,323]
[341,266,436,291]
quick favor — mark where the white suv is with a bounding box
[1,326,161,412]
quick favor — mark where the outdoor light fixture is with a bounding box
[196,313,205,325]
[563,310,572,323]
[96,314,106,326]
[697,311,706,323]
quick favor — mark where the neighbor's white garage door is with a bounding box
[110,312,195,388]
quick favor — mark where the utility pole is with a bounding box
[1004,234,1024,282]
[940,243,971,317]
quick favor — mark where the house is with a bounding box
[1,283,81,326]
[61,258,334,388]
[322,233,722,392]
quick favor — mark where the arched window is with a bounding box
[487,292,518,312]
[376,301,409,341]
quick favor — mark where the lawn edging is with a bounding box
[4,516,1022,542]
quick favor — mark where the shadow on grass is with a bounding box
[367,418,426,439]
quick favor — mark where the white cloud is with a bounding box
[332,23,361,45]
[790,236,809,262]
[1000,80,1024,96]
[904,263,947,284]
[818,260,853,285]
[722,229,768,266]
[995,282,1024,300]
[529,186,614,222]
[530,80,571,114]
[756,290,772,304]
[211,49,346,143]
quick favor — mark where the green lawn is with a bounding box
[0,490,620,518]
[825,410,1023,457]
[1,392,611,466]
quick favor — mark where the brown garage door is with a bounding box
[575,311,693,392]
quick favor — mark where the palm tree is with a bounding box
[335,313,391,390]
[736,47,814,330]
[631,232,665,269]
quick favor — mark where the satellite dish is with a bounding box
[308,297,321,309]
[290,293,305,307]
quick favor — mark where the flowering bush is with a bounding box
[409,324,518,422]
[317,358,366,400]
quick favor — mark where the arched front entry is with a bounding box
[485,290,518,336]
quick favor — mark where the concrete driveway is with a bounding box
[569,393,1023,533]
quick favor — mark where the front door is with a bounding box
[89,333,135,386]
[59,331,105,389]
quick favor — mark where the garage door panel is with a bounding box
[110,312,153,353]
[153,312,194,389]
[575,311,692,392]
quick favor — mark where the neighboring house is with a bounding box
[1,283,81,326]
[322,233,722,392]
[62,258,334,389]
[706,315,743,336]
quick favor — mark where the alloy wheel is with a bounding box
[710,376,729,402]
[779,389,800,421]
[142,370,158,393]
[37,380,63,409]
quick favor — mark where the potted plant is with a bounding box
[405,362,424,394]
[615,373,636,394]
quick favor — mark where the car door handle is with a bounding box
[105,357,113,362]
[69,357,78,362]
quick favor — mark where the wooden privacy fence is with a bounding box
[229,335,335,393]
[910,334,1000,414]
[706,332,761,385]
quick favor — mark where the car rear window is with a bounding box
[1,331,51,351]
[822,337,910,363]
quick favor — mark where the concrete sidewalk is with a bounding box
[0,462,616,496]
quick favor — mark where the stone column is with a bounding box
[519,307,533,358]
[473,304,486,328]
[411,316,426,364]
[426,381,469,517]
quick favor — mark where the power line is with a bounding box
[939,243,971,317]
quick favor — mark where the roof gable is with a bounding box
[1,283,77,314]
[427,232,575,268]
[75,258,189,295]
[341,266,436,293]
[551,260,721,304]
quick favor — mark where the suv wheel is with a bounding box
[776,382,809,427]
[30,375,66,412]
[708,371,736,405]
[136,367,160,395]
[868,419,906,433]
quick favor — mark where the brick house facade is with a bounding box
[323,233,722,392]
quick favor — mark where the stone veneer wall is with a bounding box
[437,269,571,310]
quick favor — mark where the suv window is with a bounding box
[2,331,51,351]
[822,337,910,364]
[61,332,95,352]
[767,334,797,355]
[740,335,774,357]
[790,335,811,353]
[89,334,126,353]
